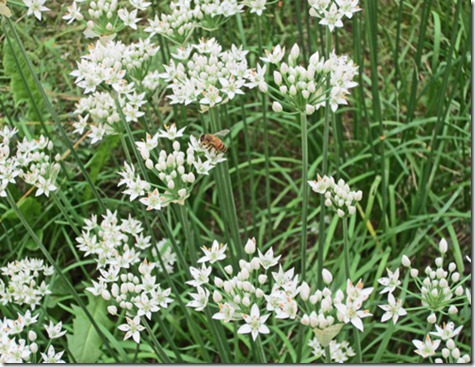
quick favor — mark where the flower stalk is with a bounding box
[208,106,243,262]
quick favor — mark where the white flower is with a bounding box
[379,293,407,324]
[346,279,373,303]
[260,45,285,64]
[118,316,145,343]
[23,0,50,20]
[378,268,401,294]
[44,321,67,339]
[258,247,282,269]
[237,304,270,341]
[429,322,463,341]
[198,240,227,264]
[186,264,212,287]
[62,1,83,23]
[412,335,441,358]
[335,300,372,332]
[40,345,65,363]
[139,189,163,211]
[118,8,140,29]
[187,286,209,311]
[212,302,236,322]
[157,123,186,140]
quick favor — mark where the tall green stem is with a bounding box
[208,107,243,262]
[177,203,197,262]
[300,112,309,278]
[343,217,362,363]
[316,29,332,289]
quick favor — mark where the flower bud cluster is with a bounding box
[308,338,355,363]
[308,175,362,217]
[308,0,360,32]
[425,321,470,363]
[0,258,53,309]
[63,0,151,39]
[260,44,358,114]
[186,237,303,341]
[0,127,60,198]
[401,238,470,316]
[145,0,202,43]
[76,210,173,343]
[0,310,66,363]
[300,272,373,349]
[160,38,259,110]
[118,124,225,209]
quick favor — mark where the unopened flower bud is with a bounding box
[439,238,448,253]
[107,305,118,315]
[224,265,233,274]
[213,290,222,303]
[452,348,461,359]
[322,268,333,284]
[255,288,264,298]
[401,255,411,267]
[28,330,37,341]
[233,295,241,304]
[455,286,464,296]
[451,272,460,282]
[214,277,223,287]
[305,104,315,115]
[448,305,458,314]
[442,348,450,358]
[427,313,436,324]
[301,314,310,326]
[273,71,283,85]
[250,257,260,270]
[30,343,38,353]
[446,339,455,350]
[258,274,267,284]
[102,290,111,300]
[242,296,251,307]
[410,269,419,277]
[300,281,310,300]
[290,43,300,60]
[244,237,256,254]
[435,257,443,267]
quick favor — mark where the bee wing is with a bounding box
[213,129,230,138]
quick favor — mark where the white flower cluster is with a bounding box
[260,44,358,114]
[0,311,66,363]
[401,238,470,317]
[0,258,53,309]
[0,127,60,198]
[63,0,152,39]
[308,175,362,217]
[144,0,267,43]
[300,270,373,349]
[71,40,159,142]
[308,0,360,32]
[118,124,225,209]
[145,0,202,43]
[186,238,303,341]
[160,38,259,110]
[23,0,50,21]
[308,337,355,363]
[412,322,470,363]
[76,210,173,343]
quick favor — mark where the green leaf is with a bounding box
[1,197,41,223]
[66,293,113,363]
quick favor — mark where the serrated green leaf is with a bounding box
[66,293,113,363]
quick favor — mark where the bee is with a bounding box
[199,130,230,153]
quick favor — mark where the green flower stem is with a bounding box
[300,112,309,278]
[209,107,243,262]
[343,217,362,363]
[256,15,272,239]
[156,315,184,363]
[324,345,331,363]
[317,28,333,290]
[177,203,197,263]
[204,307,231,362]
[142,317,171,363]
[256,335,267,363]
[5,190,123,363]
